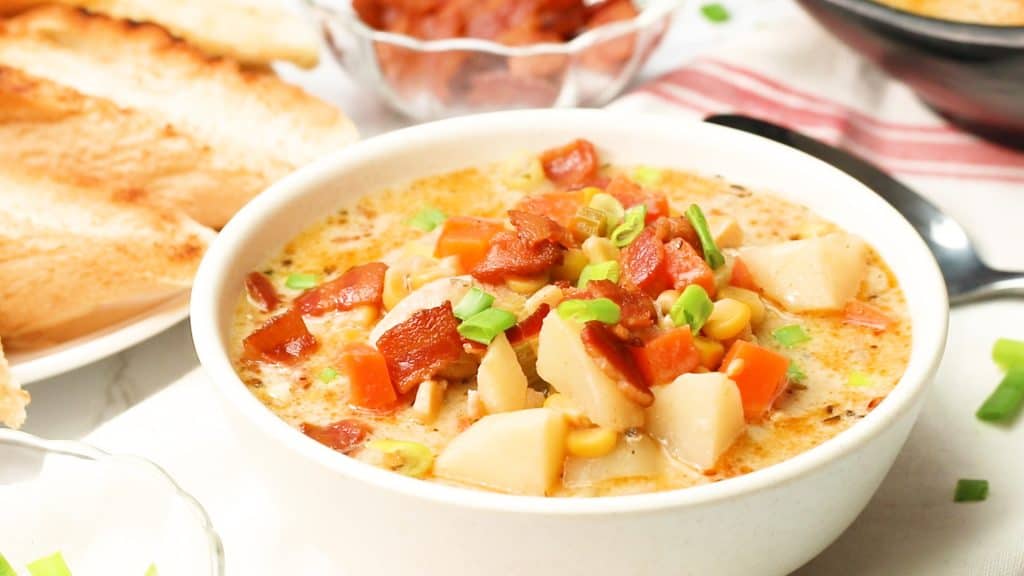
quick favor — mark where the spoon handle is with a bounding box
[951,268,1024,305]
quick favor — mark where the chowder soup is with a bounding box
[230,139,911,497]
[874,0,1024,25]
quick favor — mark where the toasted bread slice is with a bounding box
[0,0,320,67]
[0,66,276,228]
[0,6,358,201]
[0,168,214,348]
[0,337,29,429]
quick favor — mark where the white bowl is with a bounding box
[191,109,948,575]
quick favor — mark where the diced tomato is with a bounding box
[471,231,564,284]
[632,328,700,387]
[434,217,506,272]
[607,175,669,224]
[294,262,388,316]
[580,321,654,406]
[340,343,398,410]
[243,308,318,364]
[514,190,584,228]
[843,300,894,331]
[506,303,551,345]
[620,227,670,296]
[245,272,279,312]
[301,419,371,454]
[375,302,464,393]
[539,139,600,188]
[664,238,716,296]
[721,340,790,420]
[730,257,760,292]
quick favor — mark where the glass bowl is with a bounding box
[309,0,679,121]
[0,430,223,576]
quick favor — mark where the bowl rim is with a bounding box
[307,0,679,56]
[191,109,949,516]
[805,0,1024,46]
[0,429,225,574]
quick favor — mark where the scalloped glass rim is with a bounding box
[0,429,225,576]
[309,0,681,55]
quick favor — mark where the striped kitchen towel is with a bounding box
[608,8,1023,269]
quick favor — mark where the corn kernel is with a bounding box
[506,274,549,295]
[703,298,752,340]
[588,193,625,229]
[543,393,589,426]
[582,236,620,264]
[566,427,618,458]
[693,336,725,370]
[524,285,564,316]
[382,266,409,310]
[552,249,588,282]
[580,186,604,204]
[718,287,765,325]
[655,289,681,316]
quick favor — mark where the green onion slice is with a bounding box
[976,367,1024,423]
[773,325,811,348]
[577,261,621,289]
[145,565,159,576]
[685,204,725,270]
[701,2,731,23]
[846,372,873,388]
[609,204,647,248]
[954,478,989,502]
[285,273,319,290]
[588,193,625,230]
[318,367,338,383]
[557,298,622,325]
[993,338,1024,371]
[457,308,517,345]
[407,207,446,232]
[632,166,663,187]
[27,552,71,576]
[0,553,17,576]
[453,287,495,321]
[787,362,807,384]
[670,285,713,332]
[367,439,435,478]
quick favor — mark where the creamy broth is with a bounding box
[230,147,911,498]
[875,0,1024,25]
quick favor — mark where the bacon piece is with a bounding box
[245,272,280,313]
[620,227,671,297]
[300,419,372,454]
[509,209,573,248]
[580,280,656,330]
[664,238,716,296]
[471,231,564,284]
[513,190,583,228]
[580,322,653,407]
[294,262,388,317]
[652,216,701,254]
[376,302,465,394]
[607,175,669,224]
[506,303,551,345]
[539,139,600,188]
[243,308,318,364]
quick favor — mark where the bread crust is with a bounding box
[0,0,321,67]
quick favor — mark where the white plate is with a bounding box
[8,292,190,385]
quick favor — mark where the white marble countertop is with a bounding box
[19,1,1024,574]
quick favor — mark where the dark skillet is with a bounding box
[795,0,1024,149]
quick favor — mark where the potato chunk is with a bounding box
[434,409,568,496]
[709,216,743,249]
[536,313,645,431]
[646,373,745,470]
[563,433,663,489]
[738,233,867,312]
[477,333,528,414]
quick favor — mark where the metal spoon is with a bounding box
[705,114,1024,305]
